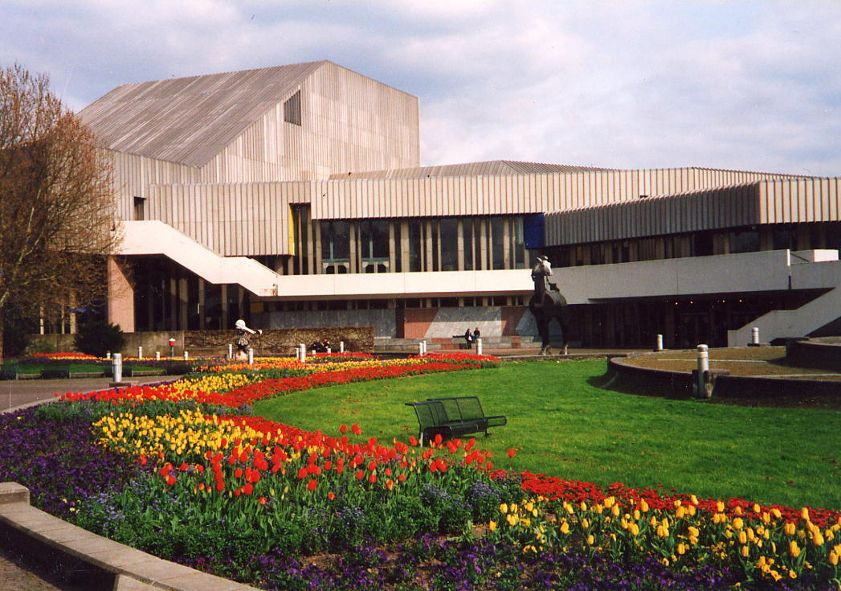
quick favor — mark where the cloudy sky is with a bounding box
[2,0,840,175]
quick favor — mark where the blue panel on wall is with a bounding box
[523,214,545,249]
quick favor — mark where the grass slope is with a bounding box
[254,359,841,510]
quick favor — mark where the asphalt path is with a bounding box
[0,375,177,414]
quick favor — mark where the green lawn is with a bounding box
[254,359,841,511]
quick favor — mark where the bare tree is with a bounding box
[0,64,118,359]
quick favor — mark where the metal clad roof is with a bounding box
[79,62,326,167]
[330,160,610,179]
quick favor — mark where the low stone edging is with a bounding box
[0,482,259,591]
[609,355,841,399]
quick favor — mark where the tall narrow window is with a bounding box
[511,216,525,268]
[462,219,474,271]
[490,217,505,270]
[440,218,458,271]
[320,220,350,274]
[409,221,423,272]
[284,90,302,126]
[360,220,390,273]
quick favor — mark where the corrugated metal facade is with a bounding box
[759,177,841,224]
[308,167,794,221]
[92,62,420,220]
[146,182,311,257]
[543,178,841,246]
[544,184,760,245]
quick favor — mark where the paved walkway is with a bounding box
[0,376,178,590]
[0,376,173,413]
[0,543,75,591]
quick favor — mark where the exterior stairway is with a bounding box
[118,221,281,297]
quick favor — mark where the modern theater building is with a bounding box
[78,60,841,349]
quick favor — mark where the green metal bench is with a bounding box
[405,396,507,445]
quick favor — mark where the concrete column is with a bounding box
[221,285,229,329]
[349,223,358,273]
[107,256,135,333]
[198,278,206,330]
[178,276,188,330]
[425,221,433,271]
[169,277,178,332]
[388,222,396,273]
[400,221,410,272]
[304,207,314,275]
[479,220,488,270]
[502,218,511,269]
[314,221,322,275]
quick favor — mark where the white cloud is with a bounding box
[2,0,841,174]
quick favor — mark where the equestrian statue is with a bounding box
[528,256,570,355]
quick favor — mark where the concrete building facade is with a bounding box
[77,61,841,349]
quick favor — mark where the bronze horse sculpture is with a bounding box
[528,256,570,355]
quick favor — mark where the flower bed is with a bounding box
[2,353,839,589]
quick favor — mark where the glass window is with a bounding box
[730,228,759,253]
[360,220,390,273]
[409,221,422,272]
[511,217,525,268]
[462,219,475,271]
[491,217,505,270]
[283,91,302,126]
[440,218,458,271]
[772,226,794,250]
[320,220,350,274]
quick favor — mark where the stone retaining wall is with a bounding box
[29,327,374,357]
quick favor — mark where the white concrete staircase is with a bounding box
[727,252,841,346]
[118,221,280,297]
[728,285,841,346]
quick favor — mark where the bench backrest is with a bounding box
[429,396,485,422]
[405,400,448,431]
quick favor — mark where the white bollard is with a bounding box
[299,344,306,363]
[228,343,233,359]
[422,340,428,356]
[247,347,254,365]
[155,351,161,361]
[418,342,424,356]
[112,353,123,384]
[751,327,760,346]
[184,351,189,360]
[106,351,111,360]
[340,341,345,353]
[327,347,332,355]
[656,334,663,351]
[477,337,483,356]
[696,344,710,398]
[137,346,143,360]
